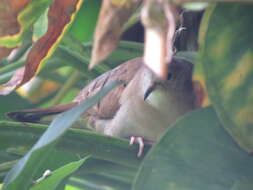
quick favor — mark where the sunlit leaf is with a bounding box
[182,2,208,11]
[33,8,49,41]
[0,0,51,47]
[199,3,253,152]
[176,51,197,64]
[133,106,253,190]
[68,0,101,42]
[0,0,84,95]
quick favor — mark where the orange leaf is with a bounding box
[0,0,31,39]
[0,0,83,95]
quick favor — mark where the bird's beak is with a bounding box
[144,82,159,100]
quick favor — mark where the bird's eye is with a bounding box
[167,72,173,80]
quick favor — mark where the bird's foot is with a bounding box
[129,136,154,157]
[129,136,144,157]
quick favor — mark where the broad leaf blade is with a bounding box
[68,0,101,42]
[0,92,31,119]
[199,3,253,152]
[2,81,121,190]
[0,121,146,169]
[30,158,87,190]
[232,178,253,190]
[133,107,253,190]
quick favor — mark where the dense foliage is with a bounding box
[0,1,252,190]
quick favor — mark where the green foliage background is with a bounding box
[0,1,253,190]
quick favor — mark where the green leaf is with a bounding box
[76,158,136,184]
[56,39,143,72]
[68,0,101,42]
[232,178,253,190]
[199,3,253,152]
[133,106,253,190]
[41,40,143,82]
[0,121,146,168]
[2,81,121,190]
[71,174,130,190]
[33,8,49,41]
[0,92,31,120]
[0,0,52,47]
[175,51,197,64]
[30,158,87,190]
[182,2,208,11]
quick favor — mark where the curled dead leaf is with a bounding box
[89,0,142,69]
[0,0,31,40]
[0,0,83,95]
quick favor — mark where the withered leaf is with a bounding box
[0,0,31,41]
[0,0,30,60]
[0,47,14,60]
[0,0,83,95]
[0,0,52,48]
[90,0,142,68]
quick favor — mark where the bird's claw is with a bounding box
[129,136,144,157]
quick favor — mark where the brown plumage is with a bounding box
[7,57,142,122]
[7,56,198,156]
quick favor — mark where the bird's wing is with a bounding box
[74,57,143,119]
[7,58,143,122]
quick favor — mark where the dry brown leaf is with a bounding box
[89,0,142,69]
[0,0,82,95]
[0,47,14,60]
[0,0,31,39]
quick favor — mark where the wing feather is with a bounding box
[74,57,143,118]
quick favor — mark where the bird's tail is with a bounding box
[6,102,77,123]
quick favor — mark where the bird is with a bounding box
[7,56,201,157]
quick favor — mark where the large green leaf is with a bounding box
[2,81,120,190]
[133,107,253,190]
[0,122,141,189]
[0,121,146,168]
[30,158,87,190]
[199,3,253,152]
[0,92,31,120]
[68,0,101,42]
[232,178,253,190]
